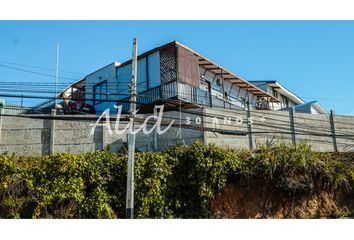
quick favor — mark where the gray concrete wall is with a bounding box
[0,110,204,156]
[0,107,353,156]
[0,116,51,155]
[333,115,354,152]
[203,107,354,152]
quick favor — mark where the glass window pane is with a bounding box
[101,82,107,100]
[94,85,100,103]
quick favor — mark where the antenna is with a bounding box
[55,43,59,110]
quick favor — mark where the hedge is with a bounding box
[0,142,353,218]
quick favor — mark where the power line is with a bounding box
[0,89,352,134]
[1,87,353,133]
[1,111,354,144]
[0,90,349,129]
[0,64,78,81]
[0,60,84,75]
[0,81,147,86]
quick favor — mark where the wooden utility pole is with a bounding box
[126,38,138,219]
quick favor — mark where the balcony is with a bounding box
[117,80,249,113]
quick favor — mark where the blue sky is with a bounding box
[0,21,353,115]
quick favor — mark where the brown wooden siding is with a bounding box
[177,45,199,87]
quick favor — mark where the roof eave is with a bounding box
[174,42,279,102]
[268,81,305,104]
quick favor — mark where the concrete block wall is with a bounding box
[333,115,354,152]
[0,107,353,156]
[293,112,334,151]
[0,116,50,155]
[0,110,204,156]
[203,107,354,152]
[251,110,294,147]
[155,109,204,151]
[203,108,249,149]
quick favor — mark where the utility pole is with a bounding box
[126,38,138,219]
[55,43,59,110]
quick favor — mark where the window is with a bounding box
[216,78,222,87]
[272,88,279,98]
[224,91,229,100]
[93,80,107,105]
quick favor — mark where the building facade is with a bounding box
[82,41,278,114]
[34,41,326,115]
[249,80,327,114]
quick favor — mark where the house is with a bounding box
[249,80,327,114]
[30,78,88,114]
[49,41,278,115]
[31,41,325,115]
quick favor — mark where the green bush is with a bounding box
[0,142,353,218]
[240,143,354,194]
[164,143,241,218]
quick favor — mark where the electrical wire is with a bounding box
[0,64,78,81]
[0,86,354,139]
[1,106,354,146]
[0,60,84,75]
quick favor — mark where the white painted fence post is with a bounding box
[247,102,254,150]
[289,107,296,145]
[329,110,338,152]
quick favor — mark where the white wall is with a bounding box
[199,66,257,109]
[85,62,119,113]
[250,82,297,111]
[85,51,161,113]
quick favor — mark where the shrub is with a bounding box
[0,142,353,218]
[165,143,241,218]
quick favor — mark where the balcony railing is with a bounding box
[117,80,252,112]
[118,80,213,112]
[0,105,30,115]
